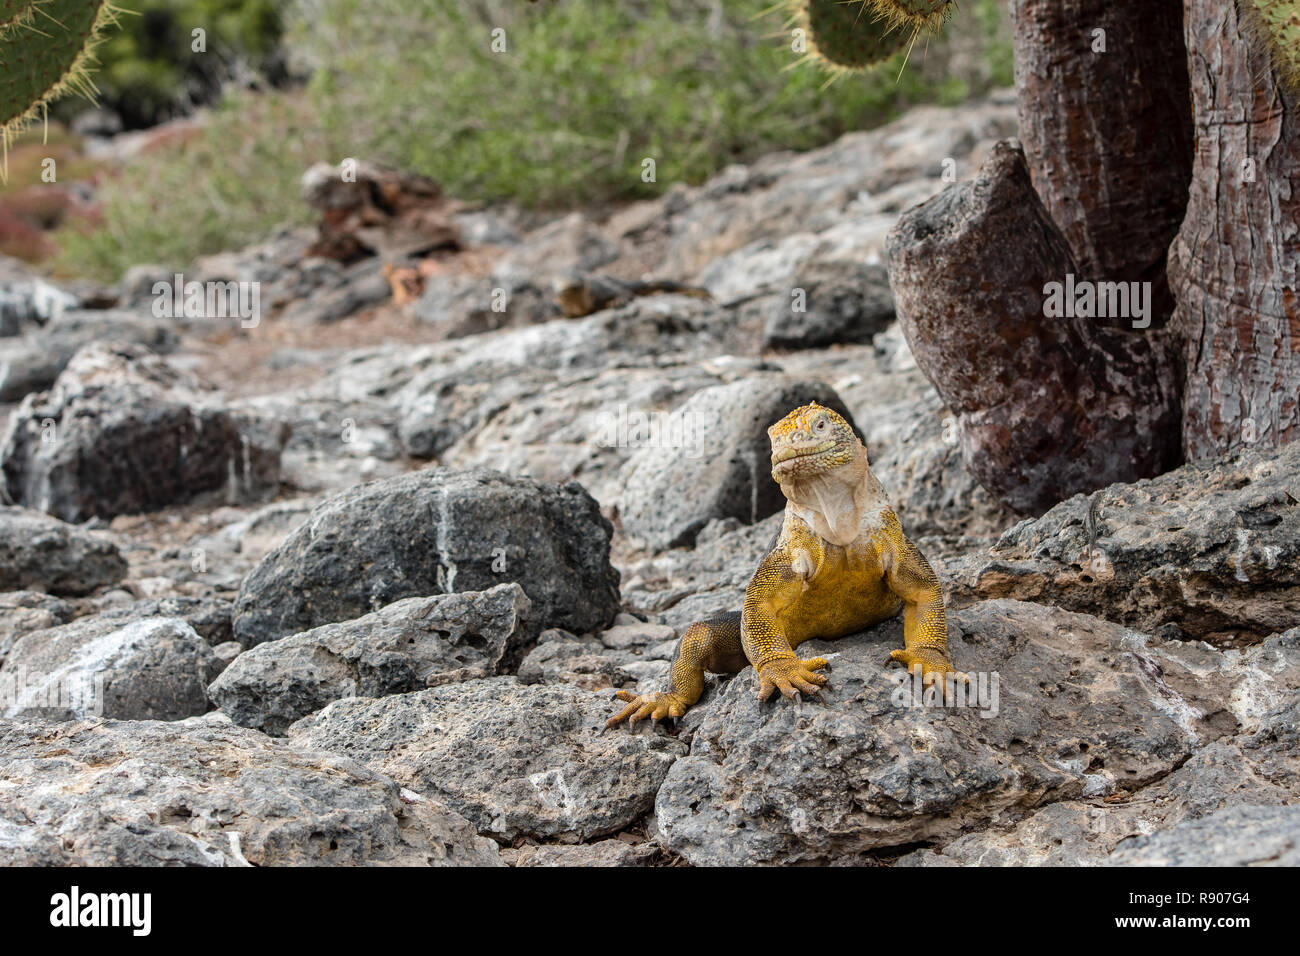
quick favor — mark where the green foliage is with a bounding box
[55,0,1014,280]
[53,91,323,278]
[1,1,120,156]
[90,0,284,128]
[292,0,1002,207]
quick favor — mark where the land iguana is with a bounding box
[607,401,967,727]
[552,272,712,318]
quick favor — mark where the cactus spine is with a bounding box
[0,0,121,174]
[867,0,957,39]
[1246,0,1300,89]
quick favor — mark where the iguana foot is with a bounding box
[889,647,970,700]
[605,690,688,728]
[757,657,829,701]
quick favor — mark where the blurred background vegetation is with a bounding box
[2,0,1012,281]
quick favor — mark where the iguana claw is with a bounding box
[757,657,829,701]
[605,690,687,728]
[889,647,970,701]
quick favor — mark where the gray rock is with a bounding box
[122,595,235,646]
[396,360,555,459]
[517,629,631,691]
[0,714,501,866]
[0,276,79,335]
[288,676,686,842]
[0,507,127,596]
[653,599,1252,866]
[277,260,392,325]
[0,590,73,665]
[898,637,1300,866]
[511,839,665,867]
[0,309,178,402]
[2,614,224,721]
[210,584,533,735]
[947,440,1300,643]
[60,595,237,649]
[763,260,895,350]
[491,212,620,287]
[232,467,620,645]
[617,377,858,550]
[409,274,553,339]
[0,343,287,522]
[425,360,723,509]
[212,641,243,664]
[1106,805,1300,866]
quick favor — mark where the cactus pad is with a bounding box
[867,0,956,38]
[1247,0,1300,89]
[783,0,912,79]
[0,0,120,163]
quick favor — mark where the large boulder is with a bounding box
[210,584,533,734]
[946,440,1300,643]
[0,507,127,596]
[288,676,686,842]
[232,468,620,645]
[2,614,224,721]
[653,599,1287,866]
[0,714,501,866]
[0,343,287,522]
[616,377,858,550]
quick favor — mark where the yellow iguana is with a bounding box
[608,401,966,727]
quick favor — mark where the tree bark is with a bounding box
[1012,0,1193,328]
[887,142,1180,515]
[1169,0,1300,458]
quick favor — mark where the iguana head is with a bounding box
[768,402,863,482]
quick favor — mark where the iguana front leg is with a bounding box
[605,612,747,727]
[881,513,968,695]
[741,545,829,701]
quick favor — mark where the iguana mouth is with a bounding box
[771,441,838,467]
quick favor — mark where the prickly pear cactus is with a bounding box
[0,1,120,160]
[867,0,956,38]
[1,0,39,35]
[1246,0,1300,88]
[782,0,911,79]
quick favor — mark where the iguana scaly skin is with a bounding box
[607,401,966,727]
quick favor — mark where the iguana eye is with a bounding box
[815,418,828,432]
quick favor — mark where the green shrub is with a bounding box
[84,0,286,128]
[54,91,323,279]
[290,0,1008,207]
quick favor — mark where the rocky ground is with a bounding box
[2,89,1297,866]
